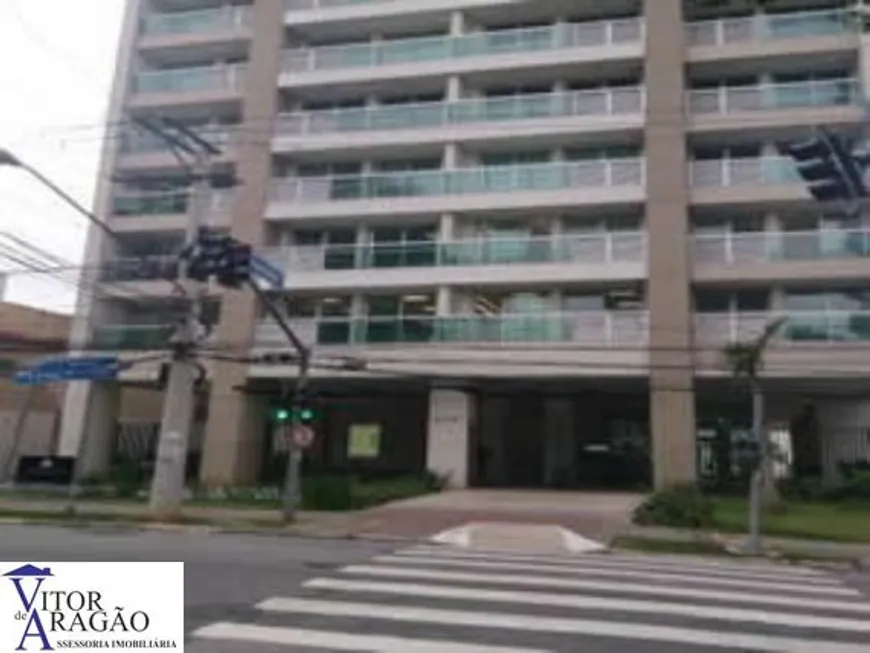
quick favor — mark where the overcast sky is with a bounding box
[0,0,125,314]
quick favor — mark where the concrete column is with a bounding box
[426,388,471,487]
[544,398,576,486]
[58,382,120,479]
[56,0,143,468]
[200,0,285,487]
[644,0,697,489]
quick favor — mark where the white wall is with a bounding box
[426,389,471,487]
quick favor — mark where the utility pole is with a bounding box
[249,282,310,522]
[133,118,221,519]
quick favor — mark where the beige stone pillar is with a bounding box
[644,0,697,489]
[199,0,286,487]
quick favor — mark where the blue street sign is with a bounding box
[13,356,121,386]
[251,254,285,289]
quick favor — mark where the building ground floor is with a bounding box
[56,375,870,491]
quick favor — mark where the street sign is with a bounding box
[13,356,121,386]
[251,253,285,289]
[292,425,315,449]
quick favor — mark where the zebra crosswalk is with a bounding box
[190,543,870,652]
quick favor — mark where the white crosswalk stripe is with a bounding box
[190,545,870,652]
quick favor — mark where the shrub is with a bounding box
[351,473,443,508]
[302,475,354,511]
[778,476,827,502]
[633,484,715,529]
[823,466,870,501]
[107,461,147,499]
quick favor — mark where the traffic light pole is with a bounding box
[149,153,210,519]
[248,281,310,522]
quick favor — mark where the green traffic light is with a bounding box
[300,408,314,421]
[274,408,290,422]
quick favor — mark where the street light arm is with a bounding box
[0,149,118,244]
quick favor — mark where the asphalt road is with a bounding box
[1,524,868,653]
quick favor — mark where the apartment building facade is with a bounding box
[59,0,870,490]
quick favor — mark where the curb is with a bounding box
[0,515,425,544]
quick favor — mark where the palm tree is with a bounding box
[722,317,786,553]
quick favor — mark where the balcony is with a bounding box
[110,189,233,231]
[263,232,646,289]
[257,311,649,348]
[118,127,238,168]
[286,0,382,9]
[689,157,806,207]
[694,229,870,265]
[268,159,644,219]
[687,79,861,134]
[696,311,870,345]
[99,256,180,283]
[693,229,870,283]
[280,19,643,87]
[274,87,644,152]
[91,325,176,351]
[686,10,857,54]
[141,6,251,40]
[130,64,246,107]
[695,310,870,376]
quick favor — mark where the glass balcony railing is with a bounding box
[693,229,870,265]
[271,159,645,203]
[276,87,645,136]
[689,157,799,188]
[688,79,858,115]
[100,256,181,283]
[696,311,870,344]
[286,0,382,9]
[142,7,251,37]
[120,127,237,155]
[111,189,233,217]
[133,64,246,95]
[92,325,176,350]
[283,18,643,72]
[265,232,646,272]
[258,311,649,347]
[687,8,854,47]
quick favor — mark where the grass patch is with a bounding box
[710,498,870,543]
[611,536,733,557]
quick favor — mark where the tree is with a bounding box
[722,317,786,553]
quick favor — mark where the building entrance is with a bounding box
[471,388,651,490]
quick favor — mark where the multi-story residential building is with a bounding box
[59,0,870,491]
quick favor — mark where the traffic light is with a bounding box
[272,407,291,423]
[216,241,252,288]
[782,130,868,203]
[188,227,231,281]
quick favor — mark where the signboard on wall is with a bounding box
[348,424,381,459]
